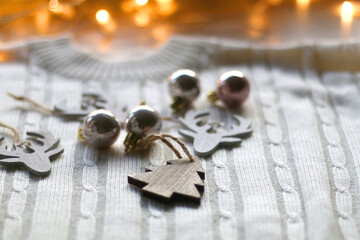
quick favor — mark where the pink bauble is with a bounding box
[216,70,250,109]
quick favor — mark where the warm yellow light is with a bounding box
[48,0,59,11]
[0,52,7,62]
[268,0,282,6]
[296,0,310,9]
[96,9,110,24]
[341,1,354,24]
[49,2,75,20]
[342,1,354,15]
[134,11,150,27]
[35,10,50,34]
[121,0,137,12]
[135,0,148,6]
[156,0,176,16]
[152,26,169,42]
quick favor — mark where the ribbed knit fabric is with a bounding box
[0,36,360,240]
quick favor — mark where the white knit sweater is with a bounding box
[0,36,359,240]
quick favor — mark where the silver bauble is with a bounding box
[168,69,201,101]
[125,105,162,137]
[82,109,121,149]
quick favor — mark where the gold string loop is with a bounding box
[0,122,20,143]
[7,92,55,115]
[141,133,194,162]
[0,122,31,146]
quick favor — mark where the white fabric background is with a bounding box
[0,36,359,240]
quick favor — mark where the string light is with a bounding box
[95,9,116,33]
[135,0,148,6]
[267,0,283,6]
[0,52,7,62]
[156,0,176,16]
[297,0,310,9]
[96,9,110,24]
[342,1,354,15]
[134,11,150,27]
[35,10,50,34]
[49,1,75,20]
[341,1,354,24]
[48,0,59,11]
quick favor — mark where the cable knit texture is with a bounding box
[0,36,360,240]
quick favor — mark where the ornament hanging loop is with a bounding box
[7,92,56,115]
[0,122,20,143]
[141,133,195,162]
[0,122,33,147]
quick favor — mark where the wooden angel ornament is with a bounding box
[128,134,205,204]
[178,110,252,157]
[0,130,64,176]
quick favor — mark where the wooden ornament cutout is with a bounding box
[54,92,112,117]
[128,158,205,204]
[54,92,127,121]
[0,131,64,176]
[178,110,252,157]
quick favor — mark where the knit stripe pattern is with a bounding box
[0,37,359,240]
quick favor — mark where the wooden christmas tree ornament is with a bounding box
[128,134,205,204]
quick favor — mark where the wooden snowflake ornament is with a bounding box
[128,158,205,204]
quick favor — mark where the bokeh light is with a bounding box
[0,53,8,62]
[341,1,354,24]
[156,0,176,16]
[342,1,354,15]
[134,11,150,27]
[48,0,59,11]
[135,0,148,6]
[267,0,283,6]
[96,9,110,24]
[297,0,310,9]
[35,10,50,34]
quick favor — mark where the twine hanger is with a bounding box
[7,92,56,115]
[0,122,32,147]
[141,133,195,162]
[6,93,194,158]
[7,92,177,121]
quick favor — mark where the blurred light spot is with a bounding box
[135,0,148,6]
[134,11,150,27]
[50,3,75,20]
[249,15,265,31]
[342,1,354,15]
[0,52,8,62]
[96,9,116,33]
[156,0,176,16]
[96,9,110,24]
[121,0,137,12]
[104,21,116,33]
[341,1,354,24]
[48,0,59,11]
[35,10,50,34]
[297,0,310,9]
[268,0,283,6]
[248,14,266,39]
[152,25,169,42]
